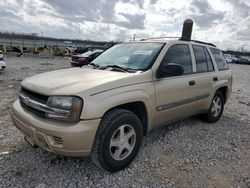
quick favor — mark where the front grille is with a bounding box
[19,87,48,117]
[21,88,48,103]
[20,102,46,117]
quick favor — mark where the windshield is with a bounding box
[90,43,164,71]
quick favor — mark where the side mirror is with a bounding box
[157,63,184,78]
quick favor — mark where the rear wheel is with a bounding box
[202,91,224,123]
[91,109,143,172]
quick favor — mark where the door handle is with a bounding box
[189,80,195,86]
[213,77,218,81]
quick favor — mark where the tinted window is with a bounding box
[204,47,214,71]
[193,45,208,72]
[161,44,192,74]
[210,48,229,70]
[193,45,215,72]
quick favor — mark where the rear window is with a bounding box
[192,45,214,73]
[82,50,102,57]
[210,48,229,70]
[204,48,214,71]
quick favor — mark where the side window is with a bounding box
[204,47,214,71]
[210,48,229,70]
[193,45,208,72]
[161,44,192,74]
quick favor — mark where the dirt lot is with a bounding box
[0,55,249,188]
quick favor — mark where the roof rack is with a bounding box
[179,39,216,47]
[140,37,180,41]
[140,36,216,47]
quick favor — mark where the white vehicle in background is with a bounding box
[64,41,76,53]
[223,54,233,63]
[0,50,4,60]
[0,50,6,73]
[0,61,6,73]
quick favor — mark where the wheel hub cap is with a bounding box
[109,124,136,161]
[211,96,222,117]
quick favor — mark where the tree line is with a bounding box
[0,31,111,46]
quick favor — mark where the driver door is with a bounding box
[154,44,199,126]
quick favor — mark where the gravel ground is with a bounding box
[0,55,249,188]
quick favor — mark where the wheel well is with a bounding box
[107,102,148,135]
[217,86,228,103]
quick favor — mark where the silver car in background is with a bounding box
[0,51,6,73]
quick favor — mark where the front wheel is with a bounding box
[91,109,143,172]
[202,91,224,123]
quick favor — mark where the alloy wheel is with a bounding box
[109,124,136,161]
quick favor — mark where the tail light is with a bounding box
[78,57,86,63]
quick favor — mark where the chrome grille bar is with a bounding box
[19,93,70,116]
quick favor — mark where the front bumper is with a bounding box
[11,100,100,157]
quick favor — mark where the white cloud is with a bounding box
[0,0,249,50]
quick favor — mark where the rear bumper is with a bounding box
[11,100,100,157]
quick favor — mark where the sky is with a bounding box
[0,0,250,51]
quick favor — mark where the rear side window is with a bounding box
[204,47,214,71]
[193,45,214,72]
[210,48,229,70]
[161,44,192,74]
[193,45,207,72]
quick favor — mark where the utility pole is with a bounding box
[79,23,81,40]
[241,44,246,53]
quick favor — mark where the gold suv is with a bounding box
[11,21,232,172]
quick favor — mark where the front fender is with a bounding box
[81,82,155,130]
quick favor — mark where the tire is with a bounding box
[91,109,143,172]
[202,91,224,123]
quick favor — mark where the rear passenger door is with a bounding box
[191,45,217,111]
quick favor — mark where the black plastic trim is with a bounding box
[156,93,210,111]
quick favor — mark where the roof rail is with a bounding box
[140,37,180,41]
[179,39,216,47]
[139,36,216,47]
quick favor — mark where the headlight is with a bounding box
[46,96,83,122]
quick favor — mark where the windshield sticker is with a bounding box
[134,50,152,55]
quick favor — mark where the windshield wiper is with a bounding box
[103,65,136,73]
[88,62,99,69]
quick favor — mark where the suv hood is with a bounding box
[21,67,150,96]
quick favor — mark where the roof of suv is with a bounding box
[138,37,216,48]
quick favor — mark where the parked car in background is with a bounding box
[232,55,239,63]
[71,49,103,67]
[234,56,250,65]
[242,56,250,62]
[73,47,87,55]
[223,54,233,63]
[0,50,4,60]
[0,61,6,73]
[66,45,76,52]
